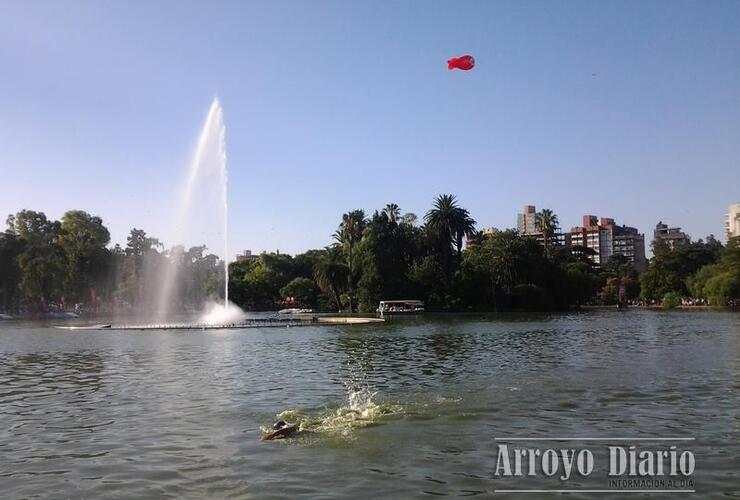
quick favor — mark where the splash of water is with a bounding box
[156,98,235,321]
[262,387,403,439]
[200,301,246,325]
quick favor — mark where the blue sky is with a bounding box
[1,0,738,257]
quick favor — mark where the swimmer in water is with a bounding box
[261,420,299,441]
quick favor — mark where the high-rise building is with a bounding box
[570,216,606,264]
[569,215,646,271]
[517,205,537,235]
[726,203,740,241]
[613,225,648,272]
[553,232,572,247]
[516,204,570,248]
[236,250,259,262]
[653,221,690,250]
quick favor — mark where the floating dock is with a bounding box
[57,316,384,331]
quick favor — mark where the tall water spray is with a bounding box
[156,98,235,321]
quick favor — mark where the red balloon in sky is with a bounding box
[447,55,475,71]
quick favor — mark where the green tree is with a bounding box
[292,249,325,279]
[463,229,555,311]
[7,210,61,243]
[599,254,640,304]
[226,253,299,310]
[114,228,163,309]
[640,239,721,301]
[383,203,401,224]
[0,232,23,312]
[173,245,222,310]
[333,210,367,311]
[7,210,64,310]
[125,228,160,257]
[400,212,418,226]
[536,208,559,256]
[424,194,476,276]
[408,255,447,309]
[662,291,680,309]
[55,210,111,305]
[688,243,740,306]
[281,277,319,308]
[355,210,422,311]
[228,259,255,307]
[314,245,348,311]
[563,261,601,306]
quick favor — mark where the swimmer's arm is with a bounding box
[261,429,281,441]
[261,426,298,441]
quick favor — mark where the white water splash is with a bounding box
[200,301,246,325]
[264,386,403,439]
[156,98,236,320]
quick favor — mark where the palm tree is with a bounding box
[536,209,559,257]
[383,203,401,224]
[490,232,521,293]
[333,210,366,311]
[424,194,477,257]
[314,245,348,311]
[425,195,455,273]
[486,230,529,311]
[453,207,477,255]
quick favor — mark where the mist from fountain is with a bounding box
[155,98,244,324]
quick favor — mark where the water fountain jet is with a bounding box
[155,98,240,323]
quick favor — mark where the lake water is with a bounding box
[1,309,738,499]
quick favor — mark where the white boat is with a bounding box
[377,300,425,315]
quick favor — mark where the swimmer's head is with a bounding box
[273,420,287,430]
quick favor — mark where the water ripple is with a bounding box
[0,309,738,498]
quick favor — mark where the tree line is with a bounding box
[0,210,223,314]
[230,196,609,312]
[639,236,738,307]
[229,195,738,311]
[1,197,737,315]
